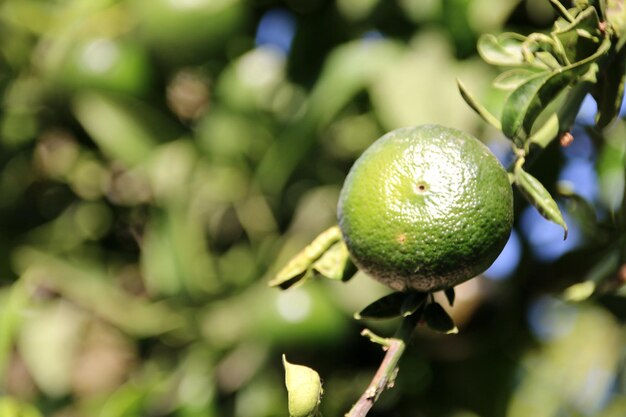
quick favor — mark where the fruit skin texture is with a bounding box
[337,124,513,292]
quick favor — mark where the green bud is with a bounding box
[282,355,322,417]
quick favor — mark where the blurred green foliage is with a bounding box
[0,0,624,416]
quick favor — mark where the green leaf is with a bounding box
[423,303,458,334]
[0,281,28,379]
[444,288,456,307]
[593,45,626,129]
[527,73,597,150]
[526,112,561,150]
[607,0,626,40]
[557,183,599,235]
[283,355,322,417]
[355,292,408,320]
[553,7,602,64]
[0,397,43,417]
[585,247,620,284]
[457,79,502,130]
[514,164,568,239]
[400,291,428,317]
[477,33,526,67]
[535,51,563,69]
[548,0,576,22]
[596,0,608,21]
[269,226,342,289]
[565,247,620,300]
[493,68,544,90]
[501,71,574,146]
[312,241,357,282]
[72,93,180,167]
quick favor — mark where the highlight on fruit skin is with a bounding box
[337,124,514,292]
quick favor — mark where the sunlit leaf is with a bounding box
[514,164,568,239]
[270,226,343,289]
[493,68,544,90]
[457,79,502,130]
[607,0,626,40]
[477,33,526,66]
[0,281,28,379]
[312,241,357,282]
[501,71,574,146]
[0,397,43,417]
[14,248,182,337]
[563,281,596,301]
[423,303,458,334]
[99,384,147,417]
[72,93,180,167]
[535,51,563,69]
[257,39,404,194]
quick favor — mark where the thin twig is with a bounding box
[548,0,574,22]
[345,314,419,417]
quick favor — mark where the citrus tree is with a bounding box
[0,1,624,417]
[272,1,626,415]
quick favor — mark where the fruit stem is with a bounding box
[345,313,420,417]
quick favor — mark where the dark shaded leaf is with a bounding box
[355,292,408,320]
[444,288,456,307]
[553,7,602,64]
[594,0,608,21]
[564,246,620,301]
[557,183,599,236]
[593,45,626,128]
[400,292,427,317]
[514,164,568,239]
[423,303,458,334]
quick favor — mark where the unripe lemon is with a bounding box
[337,125,513,292]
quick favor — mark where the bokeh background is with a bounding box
[0,0,625,416]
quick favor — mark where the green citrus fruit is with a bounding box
[337,124,513,292]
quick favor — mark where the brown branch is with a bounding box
[345,315,418,417]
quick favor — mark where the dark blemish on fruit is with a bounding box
[415,182,428,193]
